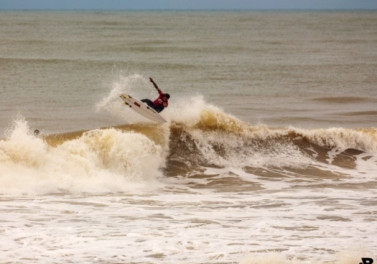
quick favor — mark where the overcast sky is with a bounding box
[0,0,376,10]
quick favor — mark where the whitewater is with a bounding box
[1,77,377,263]
[1,11,377,264]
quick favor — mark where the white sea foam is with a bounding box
[2,189,376,264]
[1,111,376,264]
[0,119,164,194]
[1,80,376,264]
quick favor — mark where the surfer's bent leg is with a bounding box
[141,99,155,109]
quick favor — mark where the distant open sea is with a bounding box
[0,11,376,264]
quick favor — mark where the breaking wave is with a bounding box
[0,119,166,194]
[1,95,376,194]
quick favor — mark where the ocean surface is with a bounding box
[0,11,377,264]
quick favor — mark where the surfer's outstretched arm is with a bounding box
[149,77,162,94]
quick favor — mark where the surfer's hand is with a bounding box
[149,77,153,82]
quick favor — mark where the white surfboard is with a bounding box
[120,94,167,123]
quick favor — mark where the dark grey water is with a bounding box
[0,11,376,133]
[0,11,376,264]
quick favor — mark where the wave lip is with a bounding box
[165,103,377,185]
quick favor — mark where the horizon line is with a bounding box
[1,8,377,12]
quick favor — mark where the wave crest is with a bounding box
[0,120,164,194]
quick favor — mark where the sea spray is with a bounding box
[96,74,158,123]
[289,127,377,153]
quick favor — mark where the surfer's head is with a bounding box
[163,93,170,100]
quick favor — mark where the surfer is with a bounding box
[141,77,170,113]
